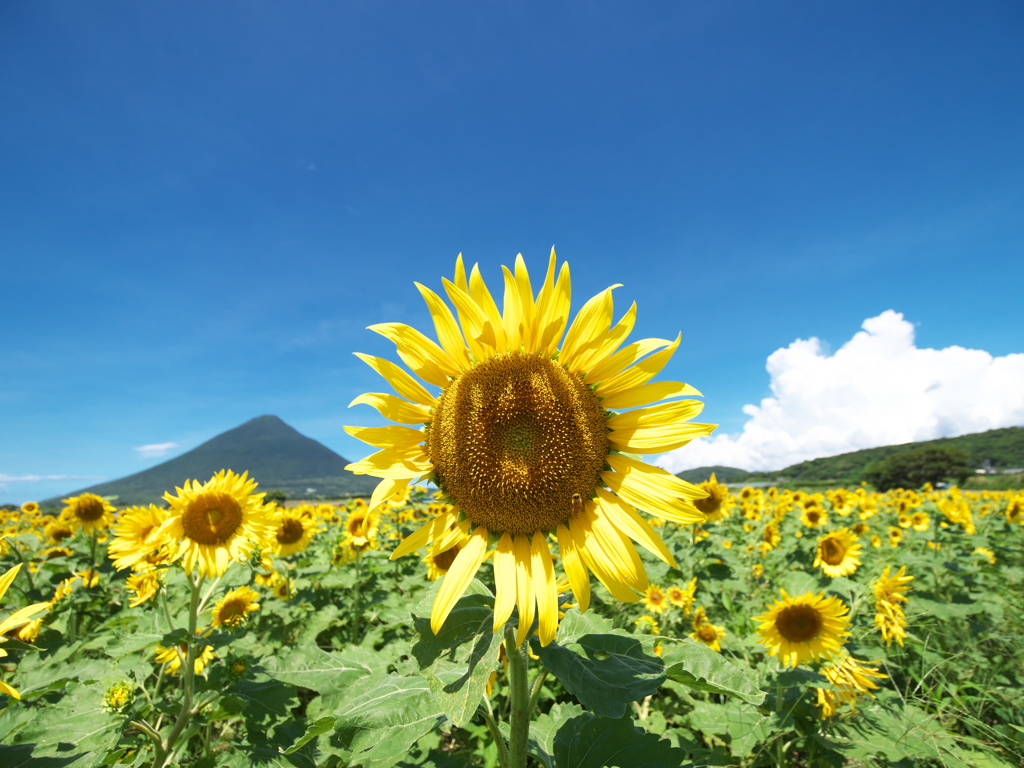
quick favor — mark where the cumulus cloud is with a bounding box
[134,442,179,459]
[658,310,1024,473]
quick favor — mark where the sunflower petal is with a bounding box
[501,265,524,350]
[493,533,516,631]
[572,515,639,603]
[602,457,707,525]
[601,380,702,409]
[534,251,571,356]
[584,338,671,385]
[586,506,648,592]
[431,526,488,635]
[596,333,681,397]
[344,425,426,450]
[442,277,500,359]
[560,285,620,368]
[354,353,436,406]
[369,322,457,387]
[390,510,455,560]
[513,534,535,648]
[609,421,717,454]
[557,523,590,613]
[0,564,22,600]
[348,393,431,425]
[345,446,431,478]
[570,302,637,374]
[369,477,409,513]
[531,533,558,646]
[415,282,472,370]
[595,488,676,568]
[469,264,508,351]
[0,602,51,636]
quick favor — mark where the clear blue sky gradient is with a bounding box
[3,1,1022,503]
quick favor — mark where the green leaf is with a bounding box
[261,645,378,696]
[412,592,502,728]
[224,676,298,727]
[529,703,584,768]
[552,713,690,768]
[282,716,338,756]
[536,631,664,718]
[659,638,766,706]
[332,673,445,768]
[0,745,85,768]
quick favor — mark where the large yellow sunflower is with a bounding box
[345,251,715,646]
[156,470,272,577]
[754,589,851,667]
[813,528,862,578]
[108,504,171,571]
[0,561,51,699]
[269,507,317,557]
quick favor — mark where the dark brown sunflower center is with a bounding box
[220,600,247,622]
[181,492,243,545]
[820,538,845,565]
[698,624,718,641]
[277,517,305,544]
[347,514,368,536]
[49,525,73,542]
[694,488,723,515]
[427,351,609,536]
[76,497,106,522]
[433,545,460,573]
[776,605,823,643]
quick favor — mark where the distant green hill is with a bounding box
[677,426,1024,487]
[43,415,379,506]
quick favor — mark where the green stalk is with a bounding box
[505,625,531,768]
[479,699,510,768]
[774,678,786,768]
[153,571,203,768]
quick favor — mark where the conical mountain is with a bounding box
[47,415,379,506]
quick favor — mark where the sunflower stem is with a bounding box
[774,678,786,768]
[153,571,203,768]
[505,625,531,768]
[479,700,510,768]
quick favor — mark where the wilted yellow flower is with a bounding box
[125,570,161,608]
[873,566,913,646]
[345,252,715,647]
[815,653,887,719]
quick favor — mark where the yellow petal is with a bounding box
[602,454,707,524]
[501,265,523,351]
[0,679,20,700]
[431,526,488,635]
[557,523,590,613]
[594,488,676,568]
[534,250,572,356]
[531,533,558,647]
[345,446,432,478]
[368,322,457,387]
[344,425,425,451]
[608,421,717,454]
[514,534,535,648]
[513,254,536,348]
[434,518,473,554]
[572,515,639,603]
[560,285,620,368]
[442,277,500,359]
[469,263,508,351]
[348,392,431,425]
[0,564,23,601]
[414,282,472,370]
[354,353,436,406]
[0,602,50,636]
[600,380,702,410]
[607,399,705,429]
[569,302,637,374]
[369,477,410,513]
[596,333,681,397]
[586,506,648,592]
[584,338,671,385]
[492,533,516,631]
[390,510,455,560]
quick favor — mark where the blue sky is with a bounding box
[3,1,1023,504]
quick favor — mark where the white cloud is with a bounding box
[658,310,1024,473]
[0,474,105,483]
[134,442,179,459]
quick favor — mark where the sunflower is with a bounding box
[799,505,828,529]
[911,511,930,531]
[60,493,115,534]
[690,619,726,652]
[813,528,862,578]
[44,521,74,544]
[154,640,215,676]
[20,502,39,515]
[108,504,170,571]
[873,565,913,647]
[269,508,316,557]
[754,589,850,667]
[641,584,669,615]
[343,507,378,550]
[423,540,464,581]
[345,252,715,647]
[973,546,996,565]
[1004,496,1023,524]
[156,470,272,578]
[666,577,697,614]
[0,562,51,699]
[211,586,261,628]
[694,473,730,522]
[634,614,660,634]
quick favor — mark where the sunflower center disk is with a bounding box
[277,517,305,544]
[182,492,243,545]
[77,498,106,521]
[821,539,845,565]
[777,605,823,642]
[428,351,610,537]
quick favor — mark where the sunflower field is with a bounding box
[3,254,1023,768]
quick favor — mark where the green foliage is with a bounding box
[864,445,973,491]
